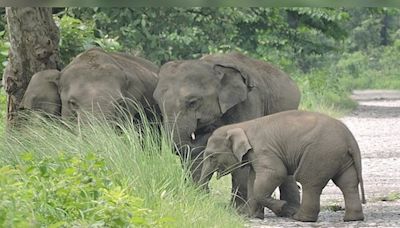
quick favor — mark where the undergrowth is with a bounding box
[0,112,244,227]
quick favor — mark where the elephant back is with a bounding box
[110,52,159,74]
[109,52,159,109]
[201,52,301,114]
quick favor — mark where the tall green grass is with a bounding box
[294,70,358,117]
[0,89,5,133]
[0,111,244,227]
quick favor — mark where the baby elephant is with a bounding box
[199,110,366,222]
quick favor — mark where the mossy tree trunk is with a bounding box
[3,7,61,127]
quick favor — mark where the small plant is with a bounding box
[325,204,345,212]
[379,192,400,202]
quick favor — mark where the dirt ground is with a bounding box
[248,90,400,227]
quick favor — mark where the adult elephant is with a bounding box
[153,52,301,216]
[20,48,159,122]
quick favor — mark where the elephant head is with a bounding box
[199,127,252,188]
[153,60,253,180]
[60,64,128,121]
[21,48,158,123]
[20,69,61,117]
[59,49,157,122]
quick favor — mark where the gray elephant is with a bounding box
[153,52,301,214]
[20,69,61,117]
[199,110,366,222]
[20,48,159,121]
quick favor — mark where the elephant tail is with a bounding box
[348,133,366,204]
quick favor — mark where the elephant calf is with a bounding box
[199,110,366,222]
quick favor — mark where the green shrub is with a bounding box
[0,152,158,227]
[0,113,244,227]
[336,51,370,78]
[334,43,400,90]
[55,15,96,66]
[295,70,357,116]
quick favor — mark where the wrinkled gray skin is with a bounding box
[20,48,159,121]
[200,110,366,222]
[153,52,301,214]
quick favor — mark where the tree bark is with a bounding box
[4,7,61,127]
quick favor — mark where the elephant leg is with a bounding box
[231,167,250,210]
[293,184,325,222]
[278,175,300,217]
[332,165,364,222]
[250,170,287,219]
[245,167,264,219]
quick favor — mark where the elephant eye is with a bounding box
[68,99,79,111]
[185,97,202,109]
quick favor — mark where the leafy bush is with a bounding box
[55,15,96,66]
[0,152,158,227]
[336,51,370,78]
[0,30,10,82]
[333,41,400,90]
[55,14,123,67]
[295,70,357,116]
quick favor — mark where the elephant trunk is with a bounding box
[162,110,212,183]
[175,124,210,183]
[199,158,217,191]
[162,110,198,155]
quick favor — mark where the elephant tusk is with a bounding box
[191,132,196,141]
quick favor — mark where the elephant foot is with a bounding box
[292,212,318,222]
[246,202,265,219]
[344,211,364,222]
[276,203,298,217]
[253,207,265,219]
[266,199,288,217]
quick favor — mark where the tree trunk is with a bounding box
[4,7,61,127]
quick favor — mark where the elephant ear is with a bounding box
[226,128,252,162]
[20,69,61,116]
[214,63,254,114]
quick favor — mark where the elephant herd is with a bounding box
[20,47,365,222]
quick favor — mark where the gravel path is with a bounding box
[248,90,400,227]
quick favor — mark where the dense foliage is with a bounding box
[54,8,400,72]
[59,8,350,69]
[0,152,159,227]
